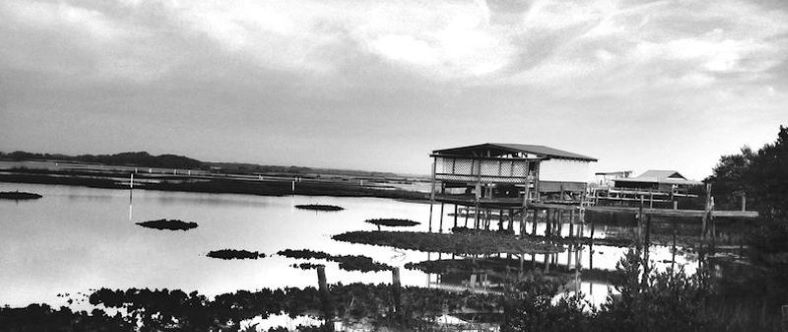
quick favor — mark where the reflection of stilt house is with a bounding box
[426,143,597,232]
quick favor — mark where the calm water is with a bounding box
[0,182,684,308]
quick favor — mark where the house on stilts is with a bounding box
[426,143,597,233]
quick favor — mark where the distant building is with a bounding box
[594,171,633,187]
[612,170,702,192]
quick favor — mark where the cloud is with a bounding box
[1,0,787,177]
[3,0,786,89]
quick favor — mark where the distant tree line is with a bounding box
[0,151,203,170]
[0,150,402,178]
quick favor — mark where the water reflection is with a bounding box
[0,182,714,310]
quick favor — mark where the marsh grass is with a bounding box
[332,231,564,255]
[206,249,266,260]
[136,219,198,231]
[295,204,344,211]
[0,191,42,200]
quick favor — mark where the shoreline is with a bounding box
[0,169,430,202]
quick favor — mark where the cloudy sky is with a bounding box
[1,0,786,179]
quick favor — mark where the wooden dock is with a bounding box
[584,205,758,219]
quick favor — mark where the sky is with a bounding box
[1,0,787,180]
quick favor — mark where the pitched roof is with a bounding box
[613,177,703,186]
[613,170,702,185]
[432,143,597,162]
[636,170,686,180]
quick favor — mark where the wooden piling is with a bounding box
[428,160,436,233]
[485,208,491,230]
[521,181,530,237]
[519,254,524,278]
[701,183,711,240]
[453,204,458,229]
[508,209,515,232]
[589,219,595,270]
[439,202,445,233]
[546,209,552,236]
[392,268,402,317]
[568,212,575,239]
[532,210,538,235]
[543,254,550,274]
[317,266,334,332]
[649,189,654,209]
[557,210,564,238]
[638,196,645,246]
[671,218,677,271]
[643,215,651,286]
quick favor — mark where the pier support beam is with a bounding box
[428,160,436,233]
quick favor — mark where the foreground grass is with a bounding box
[0,283,502,331]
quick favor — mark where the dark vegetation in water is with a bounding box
[0,304,133,331]
[291,262,324,270]
[2,251,781,331]
[278,249,332,260]
[452,226,514,235]
[0,283,502,331]
[136,219,198,231]
[332,231,564,255]
[497,249,784,331]
[206,249,266,260]
[365,218,420,230]
[0,191,42,200]
[404,258,620,283]
[295,204,344,211]
[278,249,392,272]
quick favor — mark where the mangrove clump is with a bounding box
[207,249,266,260]
[136,219,198,231]
[365,218,420,230]
[278,249,392,272]
[332,231,564,255]
[295,204,344,211]
[0,191,42,200]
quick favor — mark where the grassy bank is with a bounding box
[332,231,564,255]
[0,168,428,201]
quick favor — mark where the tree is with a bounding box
[706,125,788,218]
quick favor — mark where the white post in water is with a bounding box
[292,179,296,193]
[130,173,134,189]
